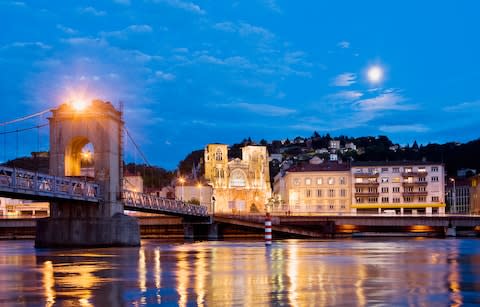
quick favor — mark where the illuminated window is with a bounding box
[316,178,323,185]
[328,177,334,185]
[305,178,311,185]
[392,177,401,183]
[230,169,246,187]
[215,148,223,161]
[293,178,300,186]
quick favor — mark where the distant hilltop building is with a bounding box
[204,144,271,213]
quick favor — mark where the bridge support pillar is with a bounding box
[445,226,457,237]
[35,212,140,248]
[183,223,220,240]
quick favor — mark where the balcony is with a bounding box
[354,182,380,187]
[402,191,428,197]
[402,181,428,187]
[355,192,380,197]
[401,172,428,177]
[354,173,379,178]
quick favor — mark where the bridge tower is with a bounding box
[35,100,140,247]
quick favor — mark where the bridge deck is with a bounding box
[0,166,100,203]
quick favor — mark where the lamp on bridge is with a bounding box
[71,99,89,112]
[178,177,185,201]
[449,178,457,214]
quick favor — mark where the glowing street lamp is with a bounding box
[450,178,456,214]
[178,177,185,201]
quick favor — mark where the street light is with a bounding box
[211,196,216,216]
[196,182,202,205]
[178,177,185,201]
[450,178,456,214]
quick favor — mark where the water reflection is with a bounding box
[0,239,479,305]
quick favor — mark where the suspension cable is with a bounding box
[0,108,51,126]
[124,127,151,167]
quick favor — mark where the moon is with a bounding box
[367,65,383,83]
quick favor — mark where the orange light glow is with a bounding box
[72,99,89,111]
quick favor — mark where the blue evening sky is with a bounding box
[1,0,479,169]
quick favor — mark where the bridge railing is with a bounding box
[122,190,209,217]
[0,166,100,202]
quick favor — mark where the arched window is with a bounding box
[230,169,246,187]
[215,148,223,161]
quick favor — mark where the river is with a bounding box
[0,238,479,306]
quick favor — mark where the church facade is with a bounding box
[204,144,271,213]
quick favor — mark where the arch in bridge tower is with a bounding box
[64,137,95,177]
[49,100,124,216]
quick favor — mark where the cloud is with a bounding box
[155,70,175,80]
[100,24,153,39]
[155,0,205,15]
[331,72,356,86]
[79,6,106,16]
[337,41,350,49]
[1,41,51,50]
[62,37,108,47]
[379,124,429,133]
[214,21,274,41]
[262,0,282,13]
[56,24,77,34]
[217,102,296,116]
[355,90,414,111]
[327,90,363,101]
[443,100,480,112]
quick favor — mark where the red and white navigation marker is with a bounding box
[265,212,272,246]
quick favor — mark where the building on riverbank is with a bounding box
[204,144,271,213]
[273,159,351,214]
[351,161,445,215]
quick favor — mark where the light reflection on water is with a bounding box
[0,239,480,305]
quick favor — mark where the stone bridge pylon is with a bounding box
[35,100,140,247]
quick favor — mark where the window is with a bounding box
[431,176,439,182]
[418,196,426,202]
[393,187,400,193]
[368,168,375,174]
[406,187,414,192]
[392,177,401,183]
[418,167,426,173]
[356,197,364,203]
[393,197,401,203]
[356,188,363,193]
[355,178,363,183]
[431,166,439,172]
[368,187,377,193]
[305,178,311,185]
[393,167,400,173]
[368,197,378,203]
[230,169,246,187]
[404,196,413,202]
[215,148,223,161]
[418,186,426,192]
[340,189,346,197]
[340,201,346,209]
[381,167,389,173]
[381,197,389,203]
[381,187,389,193]
[340,177,346,185]
[316,189,322,197]
[329,204,335,210]
[418,177,426,182]
[328,189,335,197]
[404,167,413,173]
[316,178,323,185]
[381,177,389,183]
[293,178,300,186]
[432,196,439,202]
[328,177,335,185]
[306,190,311,198]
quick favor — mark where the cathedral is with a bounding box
[204,144,271,213]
